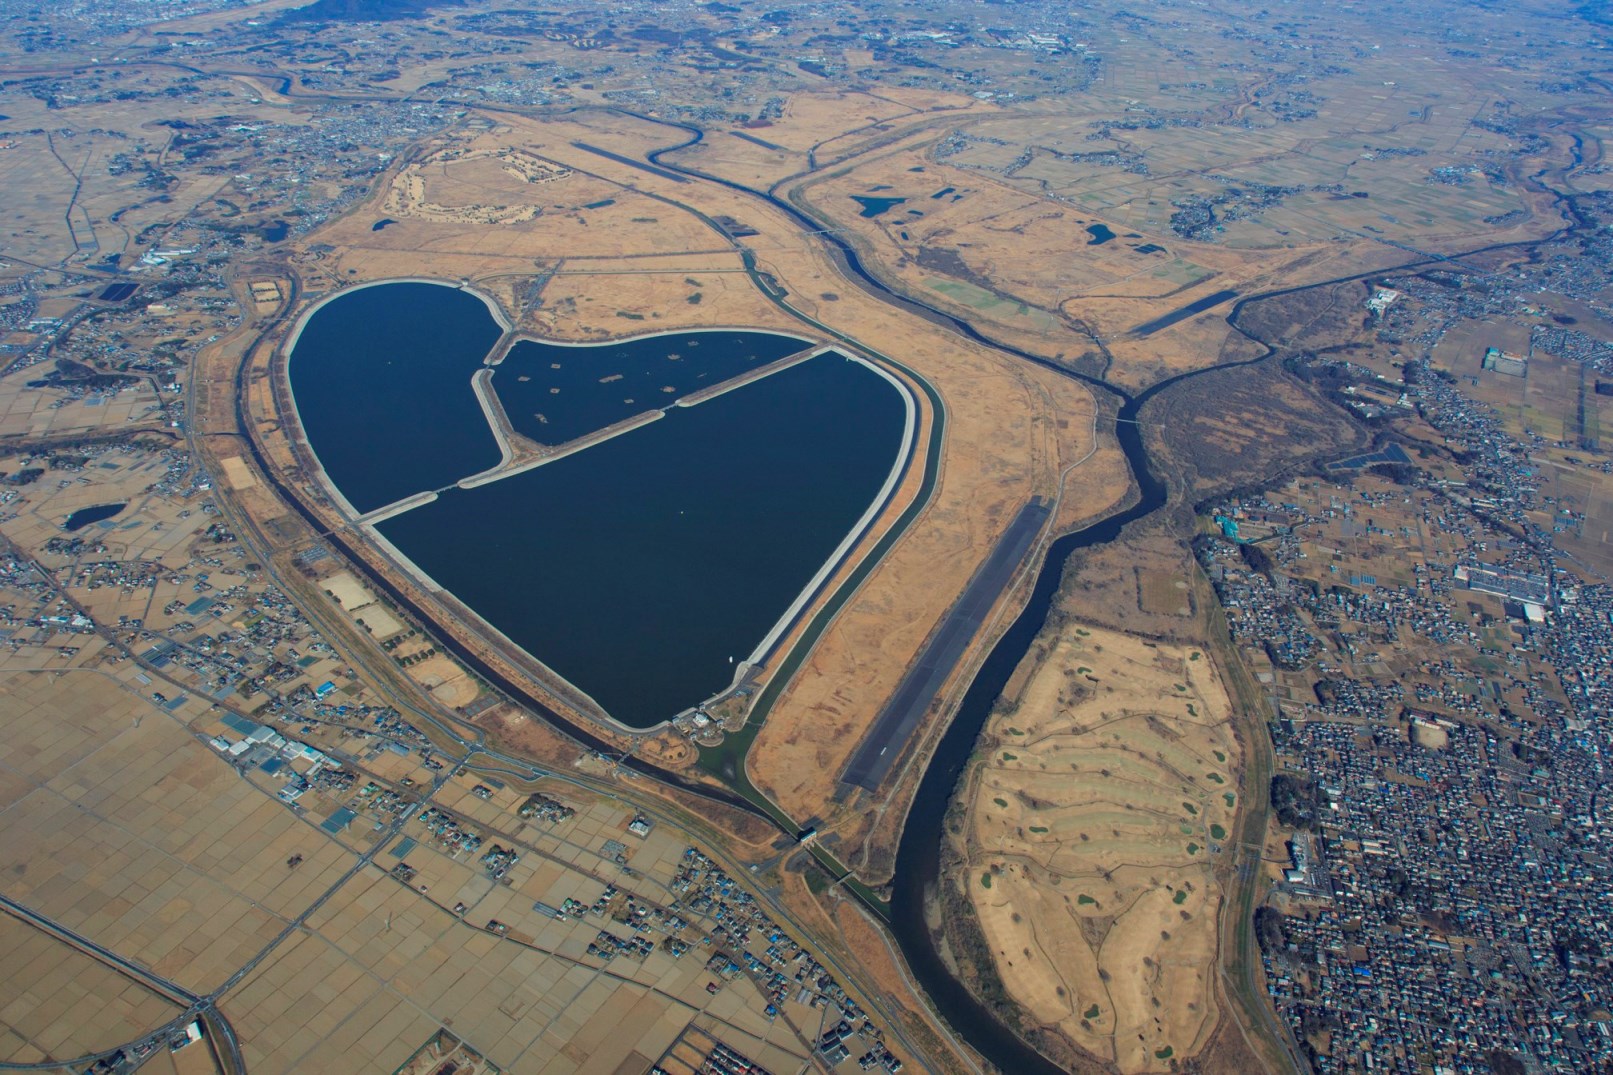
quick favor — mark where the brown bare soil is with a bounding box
[779,93,1564,392]
[404,654,479,708]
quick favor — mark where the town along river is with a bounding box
[376,353,910,730]
[286,281,504,514]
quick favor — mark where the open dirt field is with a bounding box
[303,118,735,283]
[665,89,984,192]
[518,261,792,343]
[405,654,481,708]
[958,621,1242,1073]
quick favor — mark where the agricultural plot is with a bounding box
[1431,321,1613,575]
[780,41,1563,379]
[0,913,183,1065]
[0,65,318,272]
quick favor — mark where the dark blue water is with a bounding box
[377,353,907,728]
[1086,223,1116,245]
[852,195,907,219]
[493,330,808,446]
[64,503,126,530]
[287,282,504,514]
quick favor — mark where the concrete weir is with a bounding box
[468,368,516,473]
[356,490,439,527]
[456,409,666,491]
[672,345,825,408]
[423,344,838,502]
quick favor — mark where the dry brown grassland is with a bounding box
[252,104,1126,881]
[958,622,1241,1073]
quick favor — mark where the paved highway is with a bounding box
[0,892,244,1075]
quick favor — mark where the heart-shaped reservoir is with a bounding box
[287,280,916,729]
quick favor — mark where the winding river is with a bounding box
[885,386,1169,1075]
[636,119,1212,1073]
[652,118,1560,1069]
[241,104,1551,1075]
